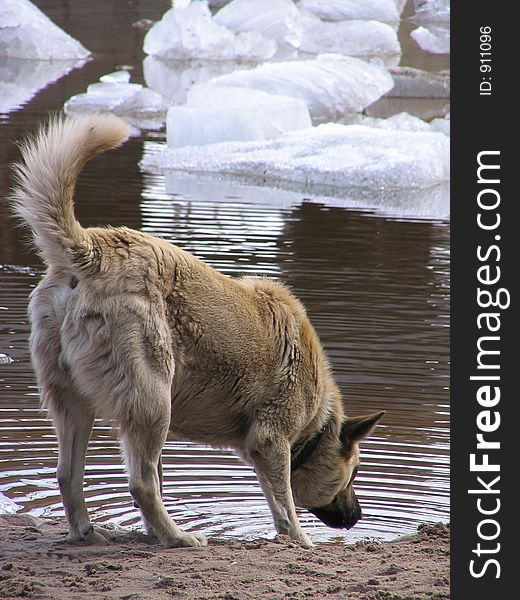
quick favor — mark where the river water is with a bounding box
[0,0,449,542]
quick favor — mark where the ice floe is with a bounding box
[143,56,250,105]
[298,14,400,64]
[143,1,276,62]
[142,121,449,192]
[413,0,450,23]
[297,0,399,24]
[214,0,305,49]
[387,66,449,98]
[355,111,450,137]
[0,491,19,514]
[64,71,170,132]
[411,26,449,54]
[167,86,311,146]
[197,54,394,123]
[0,353,14,365]
[0,0,90,60]
[0,56,84,115]
[429,113,450,137]
[410,0,450,54]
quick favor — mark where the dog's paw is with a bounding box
[275,532,314,548]
[297,532,314,548]
[67,524,116,545]
[163,531,208,548]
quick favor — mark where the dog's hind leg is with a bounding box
[29,279,111,544]
[53,399,112,543]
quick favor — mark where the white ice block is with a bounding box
[143,2,276,62]
[298,0,399,23]
[413,0,450,23]
[0,491,20,514]
[142,121,450,191]
[143,56,249,105]
[429,114,450,137]
[167,86,311,146]
[411,25,450,54]
[299,15,400,63]
[387,66,449,98]
[64,71,170,131]
[356,112,431,133]
[204,54,394,122]
[355,112,450,139]
[213,0,305,48]
[410,0,449,54]
[0,0,90,59]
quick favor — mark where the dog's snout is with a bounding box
[308,487,362,530]
[309,503,362,530]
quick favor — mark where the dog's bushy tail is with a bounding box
[10,113,130,271]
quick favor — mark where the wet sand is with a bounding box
[0,514,449,599]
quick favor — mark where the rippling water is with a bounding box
[0,0,449,543]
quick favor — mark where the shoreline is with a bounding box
[0,514,449,599]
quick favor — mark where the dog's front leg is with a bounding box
[249,438,313,547]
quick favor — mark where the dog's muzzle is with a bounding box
[308,487,362,530]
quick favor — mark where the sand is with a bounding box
[0,514,449,599]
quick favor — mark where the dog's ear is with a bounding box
[340,411,385,449]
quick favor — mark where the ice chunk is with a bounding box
[0,352,14,365]
[357,112,431,133]
[214,0,305,48]
[143,2,276,62]
[411,25,450,54]
[413,0,450,23]
[64,71,170,132]
[298,0,399,23]
[0,56,84,115]
[143,56,250,105]
[203,54,394,122]
[298,14,400,64]
[167,86,311,146]
[429,114,450,137]
[0,0,90,59]
[0,491,20,514]
[410,1,450,54]
[142,122,450,191]
[393,0,408,14]
[387,66,449,98]
[355,112,449,138]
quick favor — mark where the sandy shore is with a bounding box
[0,514,449,599]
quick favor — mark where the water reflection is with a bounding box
[0,57,86,116]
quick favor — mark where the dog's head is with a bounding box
[291,411,385,530]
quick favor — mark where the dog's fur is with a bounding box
[10,114,384,548]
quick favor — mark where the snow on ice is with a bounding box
[142,120,449,192]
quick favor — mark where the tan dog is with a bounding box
[10,114,384,548]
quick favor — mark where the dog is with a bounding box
[10,114,384,548]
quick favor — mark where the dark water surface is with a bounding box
[0,1,449,542]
